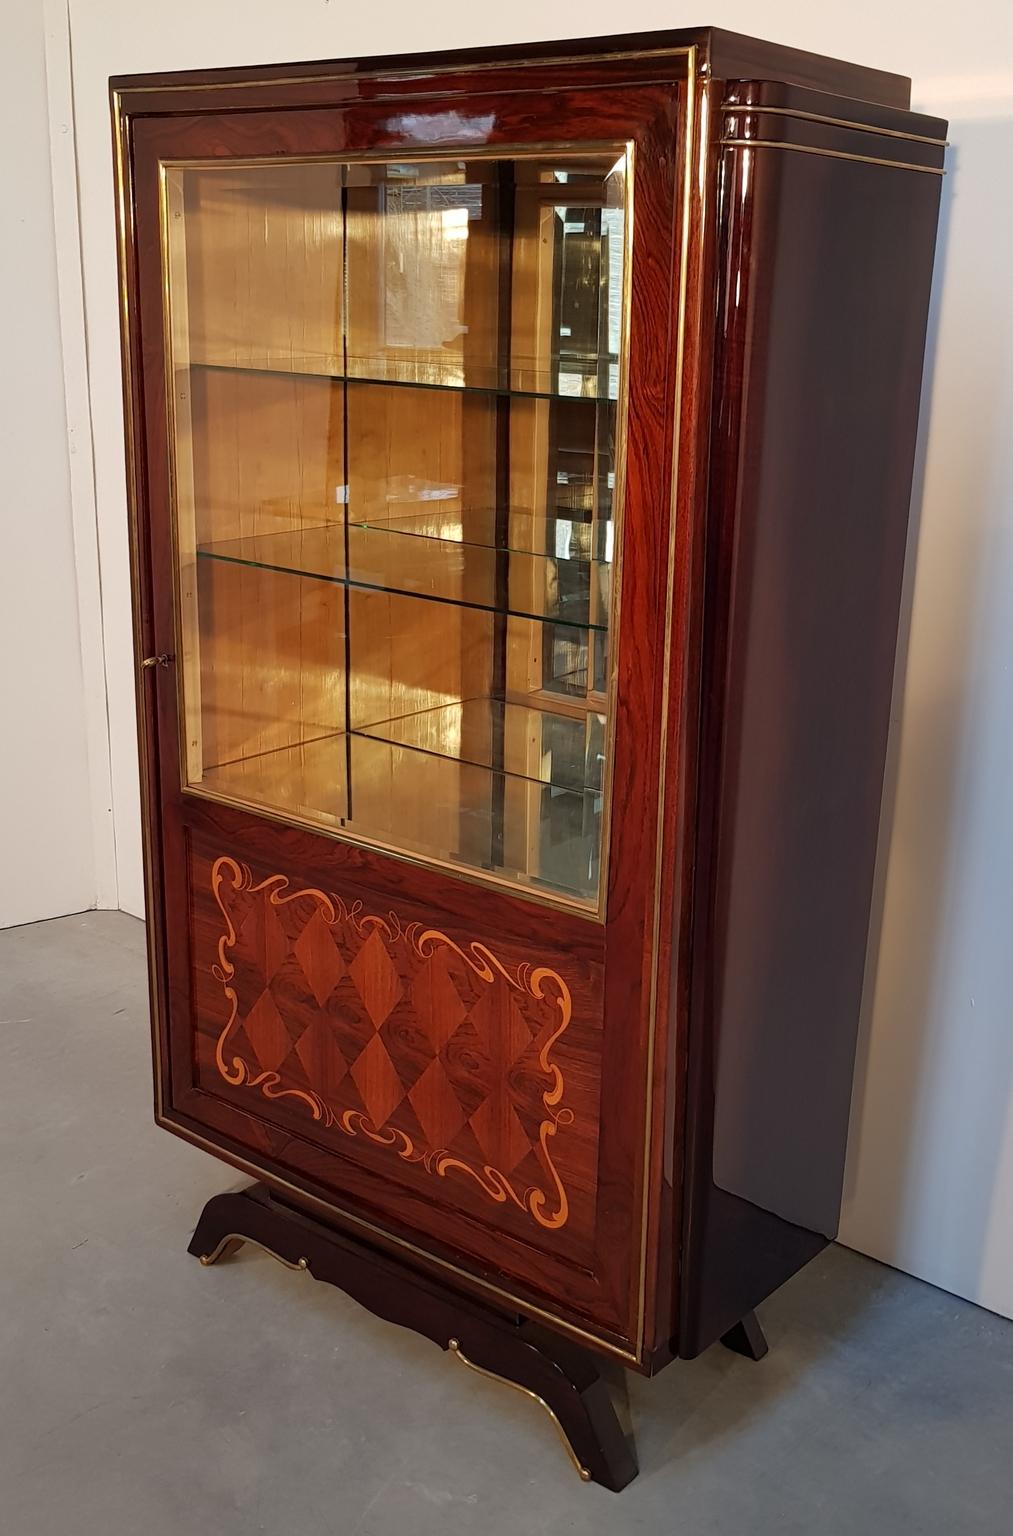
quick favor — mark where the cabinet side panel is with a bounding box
[681,143,942,1355]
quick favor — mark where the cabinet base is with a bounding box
[188,1183,638,1491]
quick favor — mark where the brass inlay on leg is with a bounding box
[446,1337,592,1483]
[198,1233,310,1272]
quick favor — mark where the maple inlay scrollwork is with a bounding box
[209,856,575,1229]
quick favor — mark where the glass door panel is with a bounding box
[163,148,628,908]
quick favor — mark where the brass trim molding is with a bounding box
[447,1338,592,1481]
[721,101,948,147]
[720,137,945,175]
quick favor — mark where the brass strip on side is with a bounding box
[141,78,689,111]
[158,143,629,170]
[157,164,197,807]
[199,1234,310,1271]
[112,89,169,1134]
[636,43,699,1365]
[114,46,694,94]
[447,1338,592,1482]
[594,137,635,936]
[719,138,945,175]
[721,101,948,146]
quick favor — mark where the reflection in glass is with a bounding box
[163,151,627,906]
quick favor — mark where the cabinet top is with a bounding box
[110,26,913,112]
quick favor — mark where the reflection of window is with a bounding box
[543,624,589,698]
[535,710,605,897]
[552,202,623,399]
[535,186,620,713]
[540,393,612,706]
[381,182,483,351]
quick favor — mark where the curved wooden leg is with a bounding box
[188,1188,311,1271]
[720,1310,769,1361]
[445,1320,637,1491]
[188,1184,638,1491]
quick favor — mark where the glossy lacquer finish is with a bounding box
[120,45,696,1363]
[114,28,945,1414]
[677,93,944,1356]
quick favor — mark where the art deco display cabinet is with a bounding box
[112,28,945,1489]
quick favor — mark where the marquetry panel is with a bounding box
[189,843,603,1251]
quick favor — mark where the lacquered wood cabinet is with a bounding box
[113,28,945,1489]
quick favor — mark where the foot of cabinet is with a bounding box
[719,1310,769,1362]
[188,1183,638,1491]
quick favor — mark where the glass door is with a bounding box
[161,149,628,909]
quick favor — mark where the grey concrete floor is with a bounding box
[1,912,1011,1535]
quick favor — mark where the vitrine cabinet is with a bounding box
[113,28,945,1490]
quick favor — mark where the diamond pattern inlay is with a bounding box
[207,856,577,1231]
[413,947,469,1054]
[239,895,289,985]
[293,908,345,1007]
[409,1056,468,1149]
[349,1033,404,1129]
[469,1095,532,1175]
[294,1013,349,1100]
[348,929,402,1028]
[242,989,292,1074]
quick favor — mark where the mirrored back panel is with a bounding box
[162,150,629,908]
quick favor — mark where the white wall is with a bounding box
[58,0,1013,1319]
[0,0,108,928]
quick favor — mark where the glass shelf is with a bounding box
[197,522,610,632]
[191,356,619,405]
[346,507,612,566]
[201,730,602,905]
[354,696,606,794]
